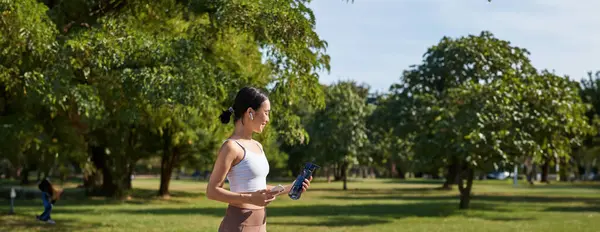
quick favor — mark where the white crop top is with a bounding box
[225,140,270,193]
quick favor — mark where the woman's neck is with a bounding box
[232,122,253,140]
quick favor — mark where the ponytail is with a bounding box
[219,107,234,124]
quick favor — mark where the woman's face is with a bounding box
[249,100,271,133]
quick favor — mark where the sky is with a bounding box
[308,0,600,93]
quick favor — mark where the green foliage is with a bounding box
[366,94,413,176]
[386,30,593,208]
[574,71,600,173]
[2,0,332,196]
[580,71,600,141]
[0,0,89,178]
[3,0,594,204]
[520,71,594,163]
[440,72,592,169]
[403,31,535,96]
[388,31,537,173]
[306,81,371,168]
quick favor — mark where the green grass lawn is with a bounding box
[1,178,599,232]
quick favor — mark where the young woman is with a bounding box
[206,87,312,232]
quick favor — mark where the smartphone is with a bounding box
[270,185,285,194]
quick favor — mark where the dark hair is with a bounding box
[220,87,269,124]
[38,178,53,196]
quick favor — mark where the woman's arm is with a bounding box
[206,141,251,204]
[206,141,275,206]
[268,176,312,196]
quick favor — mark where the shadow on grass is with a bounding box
[309,187,440,195]
[544,206,600,213]
[115,201,510,216]
[476,195,600,204]
[383,179,445,185]
[0,213,101,232]
[530,184,600,191]
[468,214,536,222]
[113,201,530,227]
[3,198,535,228]
[115,202,456,218]
[325,194,600,205]
[1,198,126,208]
[0,188,203,209]
[129,188,205,199]
[324,194,455,201]
[268,217,392,227]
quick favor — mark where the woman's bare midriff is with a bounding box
[230,192,266,210]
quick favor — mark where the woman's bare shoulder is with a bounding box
[218,140,244,158]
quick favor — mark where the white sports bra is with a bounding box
[225,140,270,193]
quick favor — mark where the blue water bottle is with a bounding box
[288,162,320,200]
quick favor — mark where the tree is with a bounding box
[0,0,95,185]
[366,94,413,179]
[306,81,371,190]
[508,71,593,184]
[578,71,600,180]
[40,0,332,197]
[60,1,186,197]
[388,31,592,209]
[433,71,592,209]
[388,31,536,190]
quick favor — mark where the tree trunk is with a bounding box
[123,166,133,190]
[541,160,550,183]
[559,158,568,182]
[102,166,117,197]
[526,164,536,185]
[123,126,137,191]
[159,133,172,197]
[159,130,179,197]
[361,166,367,178]
[84,145,104,196]
[89,145,118,197]
[83,170,103,195]
[334,163,342,181]
[398,170,406,179]
[394,161,406,179]
[325,166,331,183]
[20,167,30,185]
[341,161,348,190]
[431,171,440,179]
[442,161,459,190]
[585,163,592,181]
[286,149,302,178]
[158,161,174,197]
[458,167,475,209]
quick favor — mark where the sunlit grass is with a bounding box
[1,178,599,231]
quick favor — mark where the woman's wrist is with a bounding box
[239,193,250,204]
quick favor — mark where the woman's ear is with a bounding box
[246,108,254,120]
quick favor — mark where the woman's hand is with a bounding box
[300,176,313,193]
[247,189,276,206]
